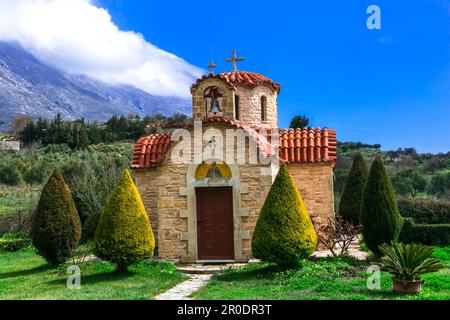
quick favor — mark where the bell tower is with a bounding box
[190,51,280,128]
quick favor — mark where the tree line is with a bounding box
[17,113,190,149]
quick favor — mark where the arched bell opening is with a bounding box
[204,87,223,117]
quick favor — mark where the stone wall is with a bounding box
[239,165,274,257]
[0,141,20,151]
[287,163,335,226]
[234,85,278,128]
[135,164,189,259]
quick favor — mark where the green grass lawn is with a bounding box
[193,247,450,300]
[0,248,188,300]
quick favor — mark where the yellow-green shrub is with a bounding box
[93,169,155,271]
[251,165,317,268]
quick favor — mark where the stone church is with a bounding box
[132,51,337,263]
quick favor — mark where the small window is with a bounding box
[261,96,267,121]
[235,95,240,120]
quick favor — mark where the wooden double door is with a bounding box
[196,187,234,261]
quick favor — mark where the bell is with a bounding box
[209,99,221,114]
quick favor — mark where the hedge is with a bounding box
[0,232,31,252]
[399,218,450,246]
[397,197,450,224]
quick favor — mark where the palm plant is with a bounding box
[379,242,444,281]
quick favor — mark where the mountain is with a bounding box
[0,42,191,131]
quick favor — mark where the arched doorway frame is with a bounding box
[178,159,250,262]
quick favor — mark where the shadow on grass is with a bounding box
[309,255,369,268]
[214,264,280,282]
[46,269,135,286]
[351,287,402,299]
[0,264,50,280]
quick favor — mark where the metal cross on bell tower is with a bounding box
[208,59,217,75]
[226,49,244,72]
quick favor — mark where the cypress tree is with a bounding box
[360,156,403,256]
[93,170,155,272]
[338,153,368,225]
[32,169,81,266]
[252,165,317,268]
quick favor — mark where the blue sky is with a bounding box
[98,0,450,153]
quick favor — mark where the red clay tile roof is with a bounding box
[131,116,336,168]
[191,71,281,93]
[132,134,171,169]
[278,128,337,164]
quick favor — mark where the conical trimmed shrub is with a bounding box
[93,169,154,272]
[338,153,368,225]
[32,169,81,266]
[360,156,403,256]
[252,165,317,268]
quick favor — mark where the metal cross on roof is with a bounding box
[208,59,217,75]
[226,49,244,72]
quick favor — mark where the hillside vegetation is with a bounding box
[0,143,133,239]
[334,142,450,204]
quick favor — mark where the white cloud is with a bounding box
[0,0,204,97]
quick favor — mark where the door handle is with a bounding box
[197,220,203,224]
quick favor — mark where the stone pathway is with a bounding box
[156,262,260,300]
[155,274,212,300]
[155,243,368,300]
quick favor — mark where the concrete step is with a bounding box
[176,263,247,275]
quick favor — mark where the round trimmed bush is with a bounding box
[338,152,368,225]
[0,163,23,185]
[93,169,155,272]
[251,164,317,268]
[360,156,403,256]
[31,169,81,266]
